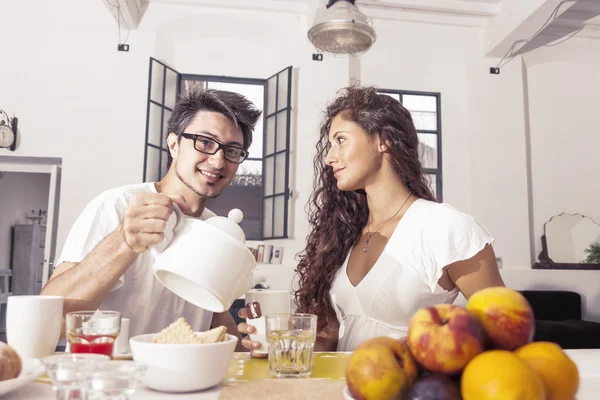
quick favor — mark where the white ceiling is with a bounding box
[141,0,600,56]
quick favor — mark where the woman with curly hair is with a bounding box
[240,86,504,353]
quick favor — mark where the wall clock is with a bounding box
[0,110,18,151]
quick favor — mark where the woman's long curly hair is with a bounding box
[294,86,437,332]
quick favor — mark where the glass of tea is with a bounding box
[266,313,317,378]
[66,311,121,358]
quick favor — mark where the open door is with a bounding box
[143,58,181,182]
[41,164,61,288]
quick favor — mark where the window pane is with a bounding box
[411,112,437,131]
[275,153,286,194]
[206,81,265,158]
[160,150,169,179]
[265,116,275,155]
[403,95,437,112]
[165,69,178,110]
[162,110,171,150]
[148,104,163,147]
[380,92,400,102]
[264,156,274,196]
[276,112,288,153]
[235,160,262,185]
[267,75,277,116]
[427,173,437,199]
[263,198,273,238]
[417,133,438,169]
[145,146,160,182]
[151,63,165,104]
[274,195,285,237]
[277,70,289,111]
[181,79,207,93]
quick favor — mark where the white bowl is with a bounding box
[129,333,237,393]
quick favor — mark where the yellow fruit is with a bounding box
[346,337,418,400]
[461,350,546,400]
[515,342,579,400]
[466,287,535,350]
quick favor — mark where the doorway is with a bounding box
[0,156,62,340]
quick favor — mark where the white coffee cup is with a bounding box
[245,289,291,354]
[113,317,130,355]
[7,295,63,359]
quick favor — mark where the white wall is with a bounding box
[0,172,50,270]
[525,38,600,256]
[0,0,152,259]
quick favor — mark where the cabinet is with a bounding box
[11,224,46,295]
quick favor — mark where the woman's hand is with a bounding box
[237,308,267,358]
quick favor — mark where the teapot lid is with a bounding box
[205,209,246,243]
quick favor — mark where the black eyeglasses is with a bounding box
[180,133,249,164]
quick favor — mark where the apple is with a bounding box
[407,304,484,375]
[346,336,418,400]
[466,286,535,350]
[406,374,462,400]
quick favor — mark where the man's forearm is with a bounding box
[41,224,138,311]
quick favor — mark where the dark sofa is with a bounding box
[520,290,600,349]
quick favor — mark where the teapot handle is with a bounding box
[149,201,184,259]
[170,202,185,234]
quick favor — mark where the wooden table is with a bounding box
[4,350,600,399]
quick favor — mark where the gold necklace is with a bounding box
[363,192,412,253]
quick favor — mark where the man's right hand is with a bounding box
[122,192,191,253]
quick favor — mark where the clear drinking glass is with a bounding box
[42,353,110,400]
[266,313,317,378]
[66,311,121,358]
[85,361,147,400]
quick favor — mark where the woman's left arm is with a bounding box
[445,244,505,300]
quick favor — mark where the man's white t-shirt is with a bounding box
[56,182,215,337]
[330,198,495,351]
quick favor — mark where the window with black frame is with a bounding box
[377,89,443,201]
[142,58,292,240]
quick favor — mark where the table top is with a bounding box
[4,350,600,399]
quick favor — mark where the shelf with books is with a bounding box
[247,244,284,264]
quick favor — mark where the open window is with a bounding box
[378,89,443,201]
[144,58,292,240]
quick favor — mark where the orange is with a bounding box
[461,350,546,400]
[515,342,579,400]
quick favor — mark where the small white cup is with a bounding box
[7,295,63,359]
[245,289,291,354]
[113,318,130,355]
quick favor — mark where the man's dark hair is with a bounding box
[166,86,262,167]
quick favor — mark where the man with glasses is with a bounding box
[42,88,261,346]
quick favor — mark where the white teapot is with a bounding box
[152,206,264,313]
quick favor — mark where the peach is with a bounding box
[407,304,484,375]
[346,336,418,400]
[466,287,535,350]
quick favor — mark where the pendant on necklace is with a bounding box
[363,233,372,253]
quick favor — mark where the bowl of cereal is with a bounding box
[129,318,237,392]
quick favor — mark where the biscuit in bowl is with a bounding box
[152,318,228,344]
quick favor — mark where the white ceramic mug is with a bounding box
[245,289,291,354]
[152,206,263,313]
[7,295,63,359]
[113,317,130,355]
